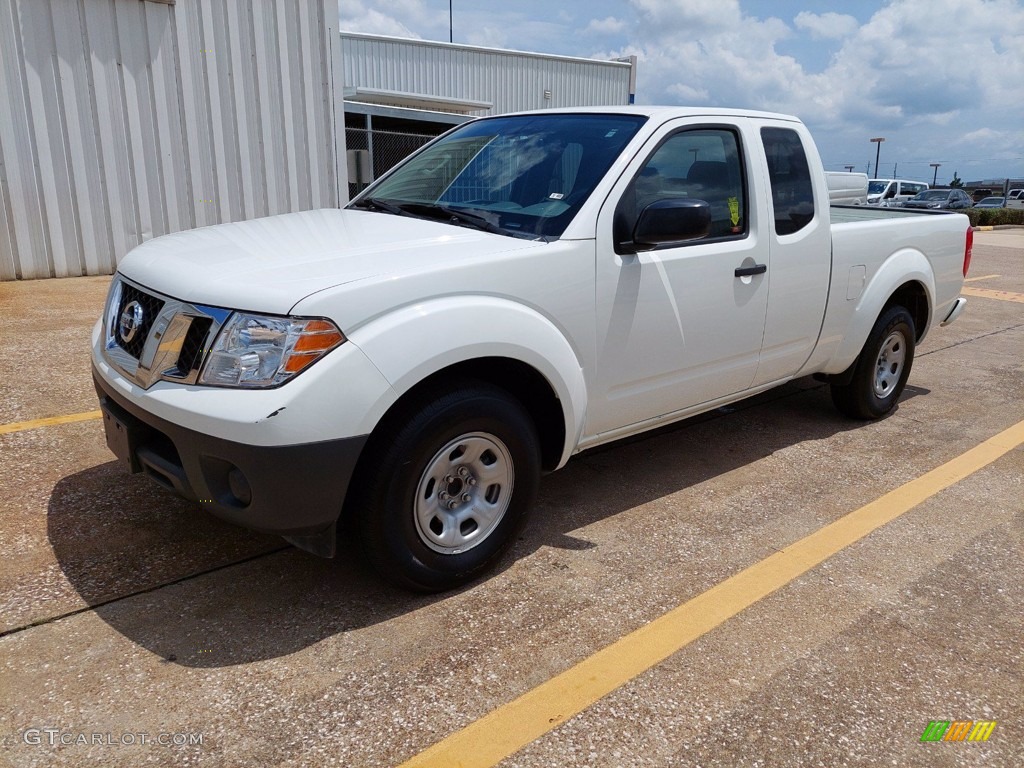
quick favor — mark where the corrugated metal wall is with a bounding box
[0,0,345,280]
[341,33,632,116]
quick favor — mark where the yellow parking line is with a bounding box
[0,410,102,436]
[400,419,1024,768]
[961,286,1024,304]
[963,274,1000,283]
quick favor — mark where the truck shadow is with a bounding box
[47,379,926,668]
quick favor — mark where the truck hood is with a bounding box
[117,209,541,315]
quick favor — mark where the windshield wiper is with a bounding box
[397,203,515,237]
[437,206,507,236]
[351,199,544,240]
[348,197,414,217]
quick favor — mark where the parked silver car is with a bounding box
[902,189,973,210]
[973,196,1006,209]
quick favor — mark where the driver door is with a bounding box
[588,122,770,436]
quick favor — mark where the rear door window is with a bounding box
[760,128,815,235]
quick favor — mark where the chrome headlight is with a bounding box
[199,313,345,388]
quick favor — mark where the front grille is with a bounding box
[115,283,165,359]
[103,277,227,389]
[176,317,213,375]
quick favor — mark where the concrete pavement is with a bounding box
[1,231,1021,767]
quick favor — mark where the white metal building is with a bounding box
[341,32,635,116]
[0,9,634,281]
[339,33,636,199]
[0,0,345,281]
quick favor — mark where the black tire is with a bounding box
[831,305,916,420]
[352,383,541,592]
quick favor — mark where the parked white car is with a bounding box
[93,107,972,590]
[826,172,868,205]
[866,178,929,206]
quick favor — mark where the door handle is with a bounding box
[735,263,767,277]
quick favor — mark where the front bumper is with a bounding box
[94,368,367,556]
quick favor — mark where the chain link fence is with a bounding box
[346,127,439,199]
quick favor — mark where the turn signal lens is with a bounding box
[282,352,323,374]
[294,326,344,352]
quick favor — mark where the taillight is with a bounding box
[963,226,973,277]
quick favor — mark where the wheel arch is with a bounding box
[347,296,588,470]
[883,280,929,342]
[825,249,935,375]
[369,356,567,472]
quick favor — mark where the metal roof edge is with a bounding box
[349,87,492,113]
[339,31,633,69]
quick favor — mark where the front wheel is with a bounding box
[353,384,541,592]
[831,305,916,420]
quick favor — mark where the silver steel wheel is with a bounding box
[873,330,907,398]
[414,432,515,555]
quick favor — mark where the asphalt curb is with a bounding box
[972,224,1024,231]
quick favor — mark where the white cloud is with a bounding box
[793,11,858,39]
[617,2,808,115]
[630,0,741,31]
[825,0,1023,125]
[959,128,1003,143]
[610,0,1024,177]
[334,0,1024,179]
[338,0,442,39]
[585,16,626,35]
[464,26,510,48]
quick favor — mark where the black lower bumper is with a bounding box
[93,369,367,556]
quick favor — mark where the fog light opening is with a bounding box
[227,467,253,507]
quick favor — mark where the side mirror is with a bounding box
[632,199,712,249]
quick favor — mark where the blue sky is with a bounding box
[340,0,1023,184]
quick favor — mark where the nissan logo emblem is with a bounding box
[119,300,144,344]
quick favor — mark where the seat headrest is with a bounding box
[686,161,727,187]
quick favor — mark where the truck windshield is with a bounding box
[867,180,889,194]
[350,113,648,240]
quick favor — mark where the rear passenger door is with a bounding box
[589,121,770,436]
[750,124,833,386]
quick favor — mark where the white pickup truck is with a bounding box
[92,107,972,591]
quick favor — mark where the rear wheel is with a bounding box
[831,305,916,420]
[353,383,540,592]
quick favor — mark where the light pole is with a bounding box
[930,163,941,186]
[870,138,885,178]
[449,0,453,43]
[844,165,854,172]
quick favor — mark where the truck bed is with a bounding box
[828,205,955,223]
[821,205,970,365]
